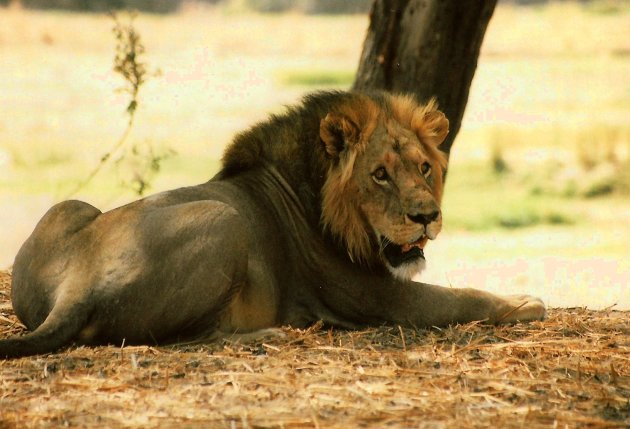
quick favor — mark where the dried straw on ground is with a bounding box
[0,270,628,428]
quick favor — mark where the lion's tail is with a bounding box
[0,296,91,359]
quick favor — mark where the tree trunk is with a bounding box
[353,0,498,158]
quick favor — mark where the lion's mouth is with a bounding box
[381,236,429,268]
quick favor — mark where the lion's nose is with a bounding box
[407,211,439,226]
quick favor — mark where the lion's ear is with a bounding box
[412,104,449,147]
[320,113,360,158]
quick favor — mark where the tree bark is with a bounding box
[353,0,498,158]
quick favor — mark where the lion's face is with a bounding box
[354,121,445,279]
[320,94,448,280]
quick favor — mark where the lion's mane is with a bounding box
[219,91,447,266]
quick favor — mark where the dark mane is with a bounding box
[218,90,390,183]
[216,91,385,224]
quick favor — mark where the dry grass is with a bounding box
[1,271,628,428]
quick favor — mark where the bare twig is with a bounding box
[64,11,149,199]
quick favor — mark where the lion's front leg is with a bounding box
[312,268,544,328]
[402,283,546,326]
[327,275,547,328]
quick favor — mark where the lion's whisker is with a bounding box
[379,237,392,254]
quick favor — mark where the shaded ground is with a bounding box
[1,270,628,428]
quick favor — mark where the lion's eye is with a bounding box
[420,162,432,178]
[372,167,389,184]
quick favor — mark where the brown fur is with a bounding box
[0,90,546,359]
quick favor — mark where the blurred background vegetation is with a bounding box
[0,0,628,308]
[0,0,372,14]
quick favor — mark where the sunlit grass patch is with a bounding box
[443,120,630,232]
[442,169,578,232]
[584,0,630,15]
[276,69,354,87]
[495,209,574,229]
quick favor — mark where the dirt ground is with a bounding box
[0,270,628,428]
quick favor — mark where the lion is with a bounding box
[0,91,545,358]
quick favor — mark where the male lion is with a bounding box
[0,91,545,358]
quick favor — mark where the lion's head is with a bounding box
[319,93,449,280]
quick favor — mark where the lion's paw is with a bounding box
[497,294,546,324]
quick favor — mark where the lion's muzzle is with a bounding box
[382,240,425,268]
[406,210,439,228]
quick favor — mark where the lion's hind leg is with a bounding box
[11,199,102,330]
[0,281,94,358]
[0,200,103,358]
